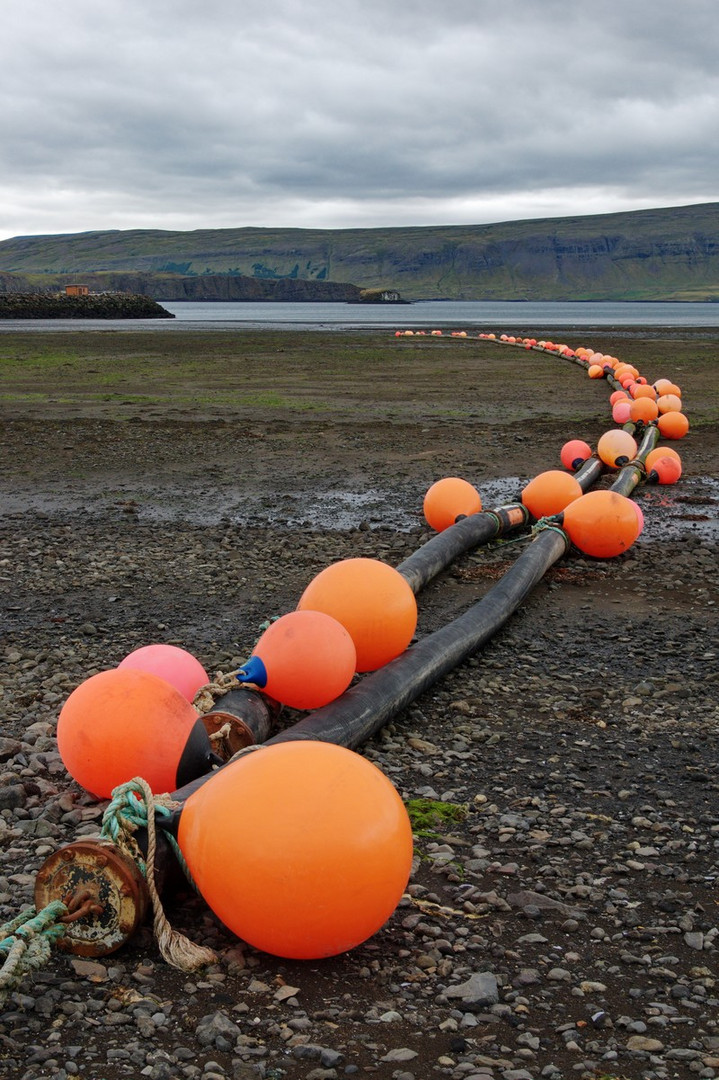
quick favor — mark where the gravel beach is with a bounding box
[1,327,717,1080]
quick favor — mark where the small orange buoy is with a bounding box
[57,669,213,798]
[177,741,414,959]
[597,430,638,468]
[657,411,689,439]
[587,364,604,378]
[522,470,583,517]
[562,490,641,558]
[656,393,682,414]
[648,455,682,484]
[609,390,629,406]
[645,446,681,471]
[118,643,209,702]
[236,611,356,710]
[560,439,592,471]
[631,383,657,401]
[423,477,482,531]
[298,558,417,672]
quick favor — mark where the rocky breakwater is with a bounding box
[0,293,174,319]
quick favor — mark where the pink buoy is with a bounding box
[118,644,209,702]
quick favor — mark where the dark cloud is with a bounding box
[1,0,716,237]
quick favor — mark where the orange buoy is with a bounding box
[656,393,682,414]
[609,390,629,406]
[236,611,356,710]
[587,364,604,378]
[57,669,213,798]
[118,643,209,702]
[521,470,582,517]
[648,455,682,484]
[177,741,414,959]
[629,397,659,423]
[423,477,482,531]
[560,439,592,471]
[597,429,638,468]
[657,411,690,439]
[562,490,641,558]
[645,446,681,471]
[298,558,417,672]
[631,383,657,400]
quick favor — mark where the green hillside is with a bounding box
[0,202,717,301]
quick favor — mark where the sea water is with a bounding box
[1,299,718,332]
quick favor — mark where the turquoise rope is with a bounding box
[0,900,68,997]
[100,780,199,893]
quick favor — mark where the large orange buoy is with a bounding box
[57,669,214,798]
[118,643,209,703]
[562,490,641,558]
[521,470,582,517]
[597,429,638,468]
[645,446,681,471]
[298,558,417,672]
[177,741,414,959]
[236,610,356,710]
[657,411,690,439]
[423,477,482,532]
[629,397,659,423]
[560,439,592,471]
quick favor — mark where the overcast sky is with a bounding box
[1,0,716,240]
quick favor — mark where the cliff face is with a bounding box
[1,203,717,301]
[0,272,362,303]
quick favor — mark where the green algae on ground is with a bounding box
[404,797,469,838]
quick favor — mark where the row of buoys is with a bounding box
[58,554,421,799]
[414,329,691,560]
[53,328,689,961]
[178,541,421,956]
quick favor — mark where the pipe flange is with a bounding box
[34,839,149,957]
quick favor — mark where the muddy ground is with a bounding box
[0,326,718,1080]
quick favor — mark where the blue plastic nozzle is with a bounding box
[236,655,268,688]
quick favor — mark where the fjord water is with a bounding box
[1,300,718,332]
[162,300,719,330]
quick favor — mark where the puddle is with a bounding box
[1,474,716,544]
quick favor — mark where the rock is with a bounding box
[626,1035,665,1052]
[443,972,499,1010]
[194,1011,242,1049]
[379,1048,418,1062]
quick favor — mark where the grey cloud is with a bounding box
[0,0,716,238]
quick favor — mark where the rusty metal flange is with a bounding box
[34,839,150,957]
